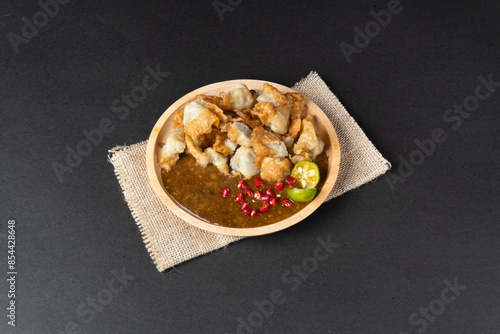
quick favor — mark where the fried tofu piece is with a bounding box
[256,83,288,107]
[251,102,290,135]
[251,126,288,166]
[225,83,257,110]
[284,118,302,150]
[160,126,186,172]
[197,131,218,149]
[230,146,260,179]
[172,108,184,129]
[221,122,252,147]
[205,148,230,175]
[197,94,232,111]
[185,134,209,166]
[233,109,261,129]
[213,131,237,155]
[185,135,229,175]
[288,118,302,138]
[287,92,307,119]
[198,97,230,123]
[293,115,324,161]
[251,83,292,135]
[260,157,292,182]
[183,98,220,142]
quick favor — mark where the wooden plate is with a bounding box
[146,80,341,236]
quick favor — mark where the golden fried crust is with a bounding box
[205,148,230,175]
[218,92,235,111]
[251,101,290,135]
[252,102,275,125]
[287,118,302,140]
[198,94,233,111]
[262,83,288,106]
[283,118,302,151]
[172,108,184,129]
[198,97,230,123]
[185,134,209,167]
[251,126,288,166]
[251,126,279,158]
[234,109,262,129]
[287,92,307,119]
[197,131,217,149]
[260,157,292,182]
[222,122,252,147]
[159,156,178,172]
[185,134,230,175]
[213,131,234,155]
[184,108,219,143]
[160,126,186,171]
[293,115,324,160]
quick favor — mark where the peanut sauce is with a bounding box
[162,153,328,228]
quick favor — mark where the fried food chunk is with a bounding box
[251,102,290,135]
[198,97,230,123]
[293,115,324,161]
[251,126,288,166]
[197,94,232,111]
[183,98,220,142]
[213,131,237,155]
[251,83,292,135]
[287,92,307,119]
[160,126,186,172]
[205,148,230,175]
[256,83,288,107]
[185,135,229,175]
[230,146,260,179]
[233,109,261,129]
[225,83,257,110]
[284,118,302,150]
[172,109,184,129]
[285,92,307,144]
[260,157,292,182]
[221,122,252,147]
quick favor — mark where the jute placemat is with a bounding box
[109,72,391,272]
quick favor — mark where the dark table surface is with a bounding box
[1,0,499,333]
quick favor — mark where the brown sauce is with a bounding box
[162,153,328,228]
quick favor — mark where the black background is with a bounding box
[1,0,499,333]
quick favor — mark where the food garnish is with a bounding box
[254,191,264,200]
[286,188,317,202]
[266,188,276,197]
[274,182,284,191]
[260,203,271,212]
[291,161,320,189]
[260,194,270,202]
[286,177,296,186]
[235,193,245,203]
[250,209,262,217]
[237,180,248,190]
[253,177,264,188]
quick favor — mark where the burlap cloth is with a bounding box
[109,72,391,272]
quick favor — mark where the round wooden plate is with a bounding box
[146,80,341,236]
